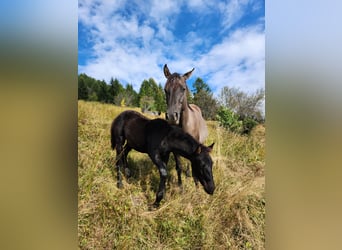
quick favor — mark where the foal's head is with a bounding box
[163,64,194,125]
[191,143,215,195]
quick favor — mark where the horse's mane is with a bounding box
[185,85,194,111]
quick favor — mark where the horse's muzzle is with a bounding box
[165,112,180,125]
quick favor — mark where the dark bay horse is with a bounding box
[163,64,208,185]
[111,110,215,207]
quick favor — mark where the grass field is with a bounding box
[78,100,265,249]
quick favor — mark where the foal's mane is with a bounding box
[168,126,199,154]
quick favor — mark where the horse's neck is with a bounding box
[180,96,191,125]
[180,100,208,143]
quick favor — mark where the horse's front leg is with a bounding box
[152,154,169,208]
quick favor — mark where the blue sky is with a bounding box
[78,0,264,97]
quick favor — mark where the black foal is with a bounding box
[111,110,215,207]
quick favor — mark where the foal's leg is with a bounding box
[122,146,131,178]
[193,176,199,187]
[151,153,169,207]
[185,164,191,178]
[115,137,125,188]
[174,153,183,186]
[174,154,191,186]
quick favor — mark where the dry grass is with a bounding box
[78,100,265,249]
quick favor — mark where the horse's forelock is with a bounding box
[165,73,187,89]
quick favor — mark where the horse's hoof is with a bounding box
[185,169,191,177]
[117,182,123,189]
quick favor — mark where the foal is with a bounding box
[111,110,215,207]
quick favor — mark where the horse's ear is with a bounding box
[207,143,215,152]
[163,64,171,78]
[183,68,195,80]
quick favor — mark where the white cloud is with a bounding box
[219,0,260,31]
[78,0,264,96]
[195,26,265,96]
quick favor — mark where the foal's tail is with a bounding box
[110,122,117,150]
[110,114,125,150]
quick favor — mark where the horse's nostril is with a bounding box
[165,113,169,120]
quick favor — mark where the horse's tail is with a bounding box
[110,114,125,150]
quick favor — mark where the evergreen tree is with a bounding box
[78,73,98,101]
[138,79,154,101]
[191,78,218,120]
[88,91,98,101]
[109,78,124,104]
[97,80,109,103]
[78,76,88,100]
[192,77,211,94]
[125,84,139,107]
[108,77,115,103]
[154,84,166,112]
[193,90,219,120]
[140,96,154,112]
[138,78,166,112]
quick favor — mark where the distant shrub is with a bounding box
[242,117,259,135]
[217,107,259,135]
[216,107,242,133]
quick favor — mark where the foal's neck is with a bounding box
[169,131,198,159]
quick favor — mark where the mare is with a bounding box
[163,64,208,186]
[110,110,215,207]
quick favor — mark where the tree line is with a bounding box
[78,73,265,134]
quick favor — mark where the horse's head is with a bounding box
[163,64,194,125]
[191,143,215,195]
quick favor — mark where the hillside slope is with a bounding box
[78,101,265,249]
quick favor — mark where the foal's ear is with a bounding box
[183,67,195,80]
[196,145,202,154]
[163,64,171,78]
[207,142,215,152]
